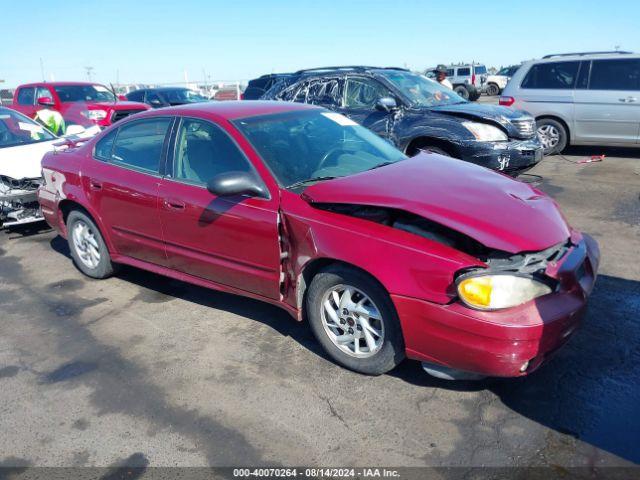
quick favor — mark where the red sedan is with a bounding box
[37,102,599,379]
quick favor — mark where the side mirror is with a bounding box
[37,96,55,107]
[206,171,266,198]
[375,97,398,112]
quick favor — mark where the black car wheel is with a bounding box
[486,83,500,96]
[306,265,405,375]
[67,210,115,279]
[454,85,470,100]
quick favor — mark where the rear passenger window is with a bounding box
[576,61,591,89]
[589,59,640,91]
[94,129,117,160]
[17,88,35,105]
[110,118,171,173]
[457,68,471,76]
[307,79,342,107]
[521,61,579,89]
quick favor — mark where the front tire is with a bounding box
[306,265,405,375]
[67,210,114,279]
[537,118,568,155]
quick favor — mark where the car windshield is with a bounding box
[162,89,208,104]
[0,109,56,148]
[234,110,407,189]
[474,65,487,74]
[54,84,116,103]
[377,71,466,107]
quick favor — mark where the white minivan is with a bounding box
[500,52,640,154]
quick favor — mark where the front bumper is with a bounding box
[392,233,600,378]
[459,137,543,175]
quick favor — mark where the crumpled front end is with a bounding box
[454,137,544,175]
[0,176,44,227]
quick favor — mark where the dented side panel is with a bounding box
[279,190,485,310]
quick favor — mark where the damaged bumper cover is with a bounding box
[457,137,543,174]
[393,232,599,377]
[0,177,44,227]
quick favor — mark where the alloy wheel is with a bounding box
[320,284,385,358]
[72,220,101,269]
[537,124,561,150]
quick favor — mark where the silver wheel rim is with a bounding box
[72,220,101,269]
[320,284,384,358]
[537,124,561,150]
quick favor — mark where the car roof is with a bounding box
[18,81,105,88]
[529,52,638,63]
[131,100,322,121]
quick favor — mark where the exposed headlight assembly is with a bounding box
[462,122,507,142]
[80,109,108,121]
[456,272,552,310]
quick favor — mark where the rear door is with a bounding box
[83,116,173,265]
[573,58,640,144]
[158,116,281,299]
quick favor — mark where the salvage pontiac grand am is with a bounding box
[38,102,599,379]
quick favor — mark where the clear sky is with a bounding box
[2,0,639,88]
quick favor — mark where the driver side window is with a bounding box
[344,78,391,109]
[173,119,254,186]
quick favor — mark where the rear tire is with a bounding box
[486,83,500,96]
[306,265,405,375]
[536,118,568,155]
[454,85,470,100]
[67,210,114,279]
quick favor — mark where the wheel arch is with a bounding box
[405,136,458,157]
[296,257,392,321]
[57,199,116,254]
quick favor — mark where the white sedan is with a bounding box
[0,107,98,228]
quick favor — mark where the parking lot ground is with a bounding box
[0,148,639,474]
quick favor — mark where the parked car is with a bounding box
[126,87,209,108]
[0,107,97,227]
[425,63,487,100]
[244,74,295,100]
[500,51,640,154]
[485,65,520,96]
[11,82,150,129]
[263,66,543,175]
[38,101,599,379]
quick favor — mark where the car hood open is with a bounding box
[301,153,570,254]
[0,140,59,180]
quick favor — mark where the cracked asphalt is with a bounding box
[0,144,639,476]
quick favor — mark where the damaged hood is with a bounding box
[0,140,58,180]
[426,103,533,138]
[301,154,570,254]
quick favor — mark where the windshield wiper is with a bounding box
[286,176,338,189]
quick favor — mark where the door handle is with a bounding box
[619,97,638,103]
[89,180,103,191]
[164,198,186,210]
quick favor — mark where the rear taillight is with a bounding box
[472,73,476,85]
[499,96,515,106]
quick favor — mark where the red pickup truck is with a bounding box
[11,82,150,128]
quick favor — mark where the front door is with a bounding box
[339,76,396,141]
[158,117,281,299]
[574,58,640,145]
[83,116,173,266]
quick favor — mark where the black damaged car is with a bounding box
[259,67,543,175]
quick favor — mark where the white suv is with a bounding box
[500,51,640,154]
[425,63,487,100]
